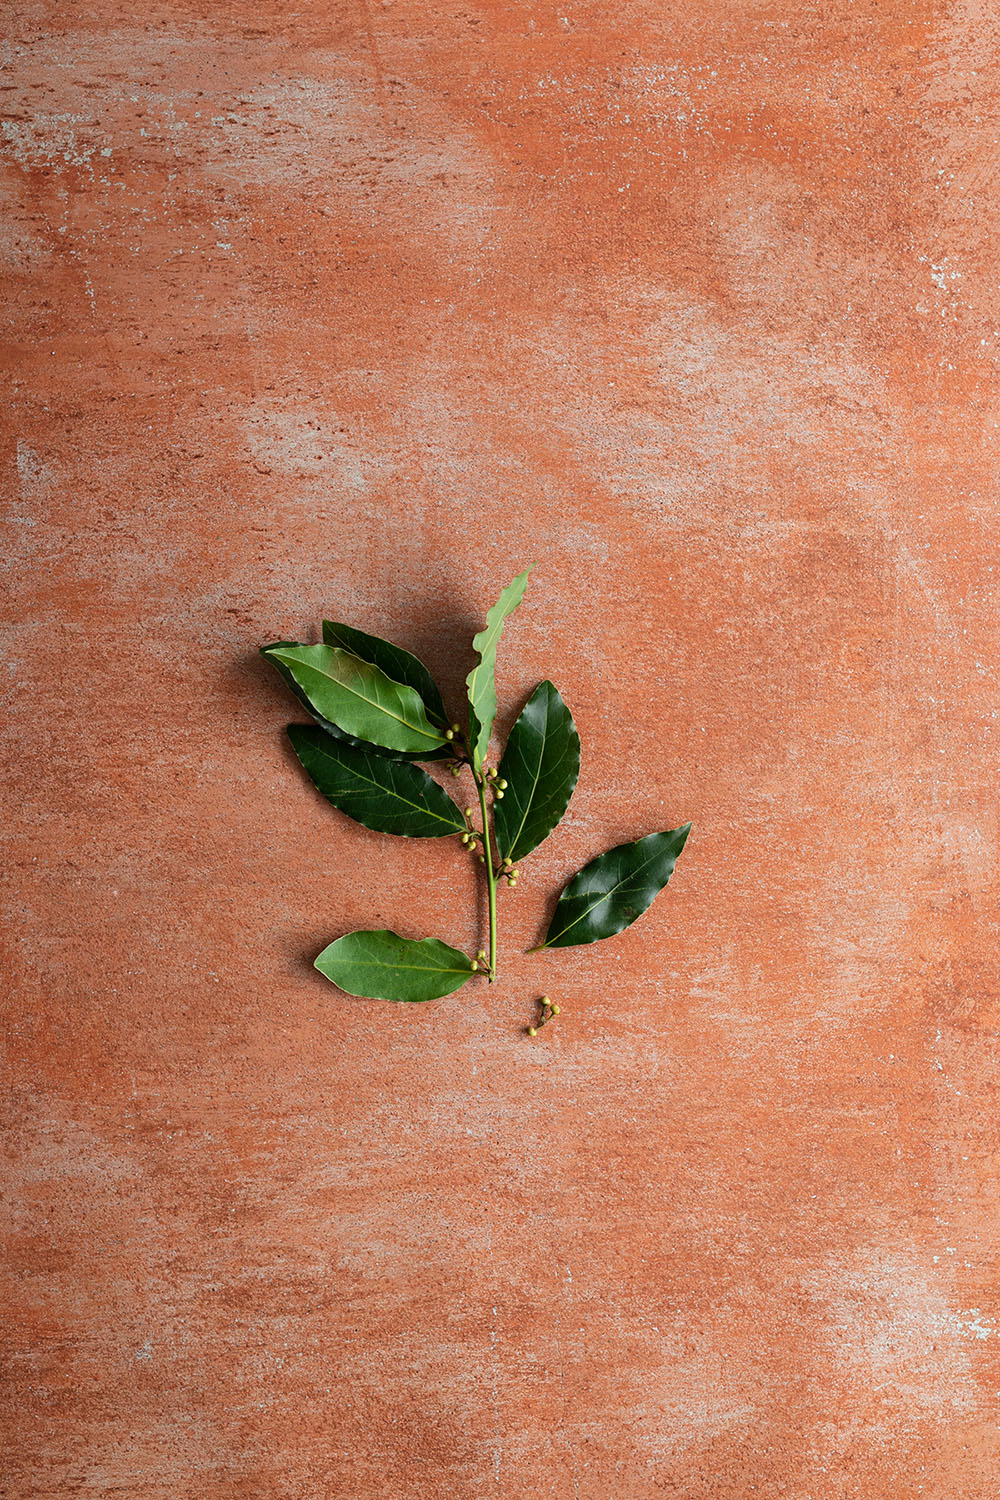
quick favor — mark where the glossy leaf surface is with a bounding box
[315,929,475,1001]
[536,824,692,950]
[263,640,345,739]
[322,620,448,727]
[263,644,448,754]
[287,725,466,837]
[466,565,533,765]
[263,641,451,763]
[493,680,580,864]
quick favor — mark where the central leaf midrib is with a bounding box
[337,957,469,974]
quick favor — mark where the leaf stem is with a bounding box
[473,763,499,982]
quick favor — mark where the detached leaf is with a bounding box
[466,565,534,766]
[322,621,448,728]
[535,824,692,950]
[494,681,580,864]
[287,725,466,838]
[263,644,448,755]
[315,929,475,1002]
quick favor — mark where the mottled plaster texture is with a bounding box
[3,3,999,1497]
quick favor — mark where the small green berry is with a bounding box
[496,779,507,790]
[470,960,479,972]
[494,789,504,799]
[451,723,461,734]
[478,854,485,863]
[445,728,455,741]
[551,1004,560,1015]
[476,950,486,961]
[528,1026,537,1037]
[465,808,474,819]
[461,832,470,845]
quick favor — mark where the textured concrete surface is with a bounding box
[4,3,1000,1496]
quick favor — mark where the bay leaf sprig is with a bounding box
[261,568,691,1007]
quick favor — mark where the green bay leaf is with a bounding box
[315,929,475,1002]
[535,824,692,950]
[494,680,580,864]
[263,639,450,763]
[466,565,534,766]
[263,644,448,754]
[287,725,465,838]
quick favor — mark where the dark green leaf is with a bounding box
[262,644,449,755]
[466,565,534,766]
[322,621,448,727]
[535,824,692,950]
[314,929,475,1002]
[287,725,466,838]
[493,681,580,864]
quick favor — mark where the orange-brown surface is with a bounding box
[4,3,1000,1496]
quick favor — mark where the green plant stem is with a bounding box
[473,765,499,982]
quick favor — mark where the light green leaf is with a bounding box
[263,640,346,740]
[534,824,692,950]
[263,638,450,762]
[263,644,448,754]
[315,929,476,1002]
[466,565,534,766]
[287,725,466,838]
[494,681,580,864]
[322,621,450,735]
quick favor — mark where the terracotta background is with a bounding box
[4,2,1000,1496]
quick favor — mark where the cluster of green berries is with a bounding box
[484,765,507,799]
[456,794,516,881]
[445,724,464,775]
[527,996,561,1037]
[459,809,480,855]
[470,950,488,973]
[459,810,486,864]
